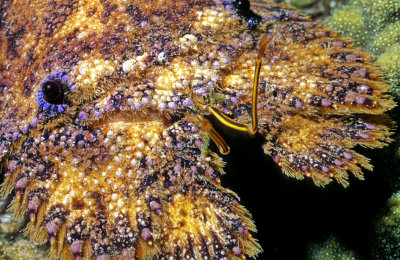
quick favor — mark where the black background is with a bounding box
[210,111,397,260]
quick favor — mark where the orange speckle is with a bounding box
[369,73,378,80]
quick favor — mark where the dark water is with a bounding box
[210,105,400,259]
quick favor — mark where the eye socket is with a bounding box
[37,72,71,115]
[42,80,64,104]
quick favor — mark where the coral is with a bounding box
[326,1,368,46]
[0,196,48,260]
[327,0,400,97]
[0,233,49,260]
[368,21,400,54]
[359,0,400,30]
[307,235,359,260]
[274,0,347,18]
[372,191,400,259]
[377,44,400,96]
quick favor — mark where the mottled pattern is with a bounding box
[0,0,394,259]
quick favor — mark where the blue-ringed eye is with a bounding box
[37,72,71,114]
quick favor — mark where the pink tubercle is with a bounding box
[273,156,280,164]
[141,228,152,242]
[334,159,344,167]
[343,152,353,160]
[353,69,367,78]
[70,240,82,255]
[232,247,243,256]
[321,99,332,107]
[96,255,111,260]
[7,160,17,171]
[15,177,28,191]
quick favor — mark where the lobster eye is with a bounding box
[42,80,63,104]
[37,72,72,115]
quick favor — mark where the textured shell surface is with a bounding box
[0,0,395,259]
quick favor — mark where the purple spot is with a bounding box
[358,132,372,139]
[38,164,45,171]
[139,20,148,27]
[150,201,161,213]
[61,74,68,81]
[343,152,353,160]
[28,197,40,212]
[232,247,242,256]
[325,85,333,92]
[142,97,149,104]
[334,159,344,167]
[31,118,38,126]
[7,160,17,171]
[346,54,357,62]
[183,99,193,106]
[238,226,250,236]
[195,141,203,148]
[135,102,142,109]
[43,103,50,110]
[168,102,176,109]
[357,85,369,94]
[15,177,28,191]
[96,255,111,260]
[45,221,58,235]
[174,165,182,173]
[57,105,65,113]
[147,158,153,166]
[12,132,19,140]
[334,41,345,47]
[295,100,303,109]
[356,95,366,105]
[321,99,331,107]
[353,69,367,78]
[79,111,88,120]
[141,228,151,241]
[70,240,81,255]
[364,123,377,130]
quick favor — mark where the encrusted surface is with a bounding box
[0,0,394,259]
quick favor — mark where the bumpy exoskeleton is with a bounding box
[0,0,394,259]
